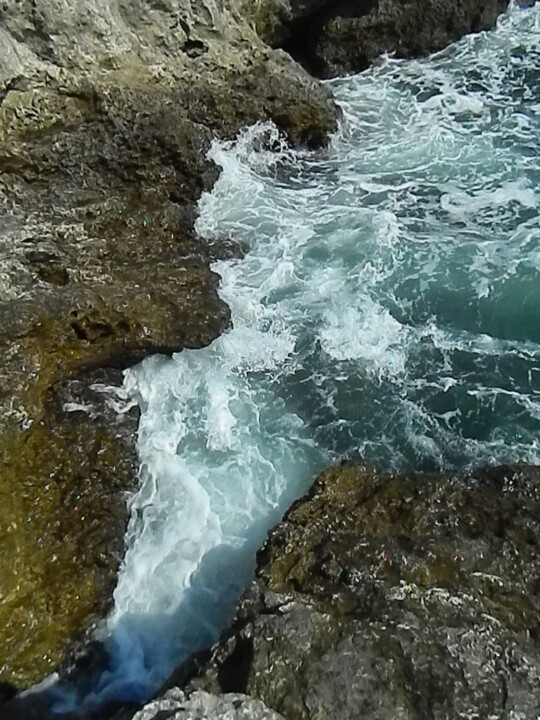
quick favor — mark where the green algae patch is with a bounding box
[192,463,540,719]
[0,381,138,688]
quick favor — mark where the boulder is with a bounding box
[189,463,540,719]
[0,0,337,691]
[265,0,511,77]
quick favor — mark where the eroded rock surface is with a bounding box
[264,0,511,76]
[0,370,139,688]
[190,463,540,719]
[0,0,521,700]
[131,689,285,720]
[0,0,337,690]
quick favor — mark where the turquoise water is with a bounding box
[50,3,540,709]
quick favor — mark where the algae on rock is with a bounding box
[0,372,139,687]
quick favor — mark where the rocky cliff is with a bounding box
[263,0,511,77]
[188,463,540,719]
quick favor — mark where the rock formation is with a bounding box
[0,0,336,689]
[188,463,540,719]
[131,689,285,720]
[263,0,511,77]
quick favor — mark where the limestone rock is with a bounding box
[132,688,285,720]
[190,463,540,719]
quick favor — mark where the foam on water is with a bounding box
[51,2,540,710]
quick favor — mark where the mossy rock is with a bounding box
[0,373,139,687]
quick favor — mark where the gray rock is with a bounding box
[132,689,285,720]
[190,463,540,719]
[265,0,511,77]
[0,0,519,699]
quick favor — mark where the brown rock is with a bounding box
[0,0,337,691]
[266,0,511,77]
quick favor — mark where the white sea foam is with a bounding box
[51,2,540,711]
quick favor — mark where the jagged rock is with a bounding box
[0,0,518,699]
[0,688,283,720]
[264,0,511,77]
[189,463,540,719]
[132,689,285,720]
[0,369,140,689]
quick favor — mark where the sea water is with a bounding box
[53,2,540,709]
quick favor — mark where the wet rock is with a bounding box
[0,0,338,692]
[0,369,140,687]
[0,0,516,698]
[189,462,540,719]
[265,0,511,77]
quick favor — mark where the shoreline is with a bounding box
[0,1,533,716]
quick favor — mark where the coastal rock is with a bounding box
[189,462,540,719]
[132,689,285,720]
[1,689,284,720]
[265,0,511,76]
[0,0,337,691]
[0,369,141,688]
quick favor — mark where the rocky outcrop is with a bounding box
[0,370,139,689]
[263,0,511,76]
[0,0,337,691]
[188,463,540,719]
[131,689,285,720]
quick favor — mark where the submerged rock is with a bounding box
[188,462,540,719]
